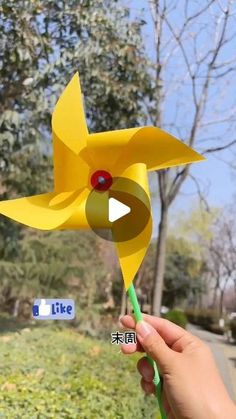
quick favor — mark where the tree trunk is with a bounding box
[211,285,218,309]
[13,298,20,317]
[219,289,224,317]
[152,201,168,316]
[120,285,127,317]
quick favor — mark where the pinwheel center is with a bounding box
[90,170,113,191]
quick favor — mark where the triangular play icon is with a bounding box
[108,198,131,222]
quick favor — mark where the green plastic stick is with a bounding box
[127,283,167,419]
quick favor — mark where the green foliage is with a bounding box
[0,324,157,418]
[185,309,221,333]
[0,0,150,190]
[135,237,205,310]
[0,0,152,314]
[163,237,205,308]
[172,205,220,259]
[163,309,187,329]
[0,230,112,317]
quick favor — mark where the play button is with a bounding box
[85,176,151,242]
[108,198,131,222]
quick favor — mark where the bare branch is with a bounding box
[189,174,210,211]
[168,165,189,204]
[204,139,236,153]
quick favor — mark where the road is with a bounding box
[187,324,236,402]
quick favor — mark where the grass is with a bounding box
[0,320,157,418]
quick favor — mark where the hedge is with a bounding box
[185,309,224,335]
[163,309,188,329]
[230,319,236,340]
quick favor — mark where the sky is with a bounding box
[125,0,236,222]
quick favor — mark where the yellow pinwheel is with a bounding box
[0,72,205,418]
[0,72,204,290]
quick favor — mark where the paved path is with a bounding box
[187,324,236,402]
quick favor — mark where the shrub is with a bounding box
[208,324,224,335]
[185,309,196,324]
[185,309,219,330]
[230,319,236,340]
[0,325,157,417]
[164,309,188,329]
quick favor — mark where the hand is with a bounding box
[120,314,236,419]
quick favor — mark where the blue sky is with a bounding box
[125,0,235,222]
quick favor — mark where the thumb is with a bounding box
[136,320,175,373]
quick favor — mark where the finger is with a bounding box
[120,342,136,354]
[120,314,198,354]
[120,341,144,354]
[120,314,190,351]
[141,314,199,352]
[136,321,175,373]
[137,357,154,382]
[120,315,136,330]
[140,377,155,395]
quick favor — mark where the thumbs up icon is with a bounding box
[38,299,51,316]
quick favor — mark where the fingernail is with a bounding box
[136,321,153,338]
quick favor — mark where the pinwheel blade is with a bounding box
[0,189,88,230]
[115,217,152,290]
[52,72,91,192]
[120,126,205,171]
[112,163,152,289]
[52,72,88,154]
[88,126,205,173]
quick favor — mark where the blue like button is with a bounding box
[32,299,75,320]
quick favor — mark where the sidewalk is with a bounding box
[187,324,236,402]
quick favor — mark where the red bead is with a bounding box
[90,170,113,191]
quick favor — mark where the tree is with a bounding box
[0,0,151,196]
[0,1,151,310]
[163,236,204,309]
[0,229,111,317]
[131,236,204,310]
[206,210,236,315]
[146,0,236,314]
[175,204,236,314]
